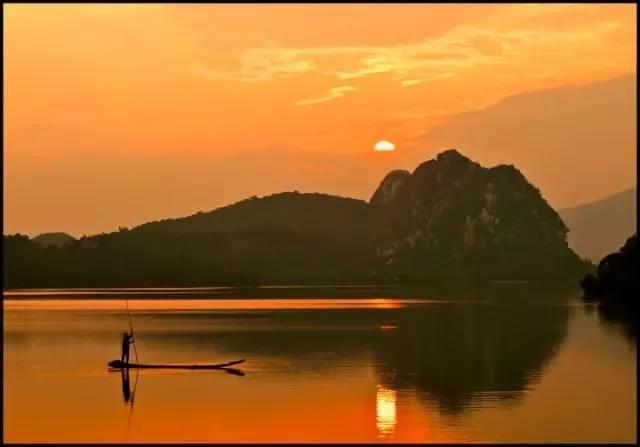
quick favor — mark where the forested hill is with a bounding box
[3,150,591,288]
[4,192,390,288]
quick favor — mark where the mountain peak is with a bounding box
[436,148,469,163]
[369,148,584,277]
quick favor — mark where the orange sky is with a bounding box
[3,4,637,237]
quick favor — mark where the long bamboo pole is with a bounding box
[125,298,140,363]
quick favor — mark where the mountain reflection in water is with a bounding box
[3,281,635,443]
[127,282,575,417]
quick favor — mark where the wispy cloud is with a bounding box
[193,47,316,82]
[193,18,625,106]
[401,71,455,87]
[295,86,357,106]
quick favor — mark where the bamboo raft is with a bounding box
[108,359,245,370]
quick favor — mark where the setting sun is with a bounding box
[374,141,396,152]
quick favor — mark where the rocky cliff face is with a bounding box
[369,170,412,205]
[371,149,585,278]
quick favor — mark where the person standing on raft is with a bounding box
[121,331,135,364]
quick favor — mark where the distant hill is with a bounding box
[560,188,636,263]
[32,232,76,248]
[422,75,636,208]
[3,150,590,288]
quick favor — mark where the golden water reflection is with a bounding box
[3,295,636,442]
[2,298,429,311]
[376,385,397,438]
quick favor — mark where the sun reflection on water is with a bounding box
[376,385,397,438]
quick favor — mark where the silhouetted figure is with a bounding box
[121,368,132,404]
[121,331,135,364]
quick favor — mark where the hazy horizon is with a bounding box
[6,165,638,240]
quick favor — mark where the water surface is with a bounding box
[3,285,636,442]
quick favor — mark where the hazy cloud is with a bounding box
[296,86,358,106]
[194,47,316,82]
[194,20,623,89]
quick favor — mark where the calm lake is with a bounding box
[3,284,637,443]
